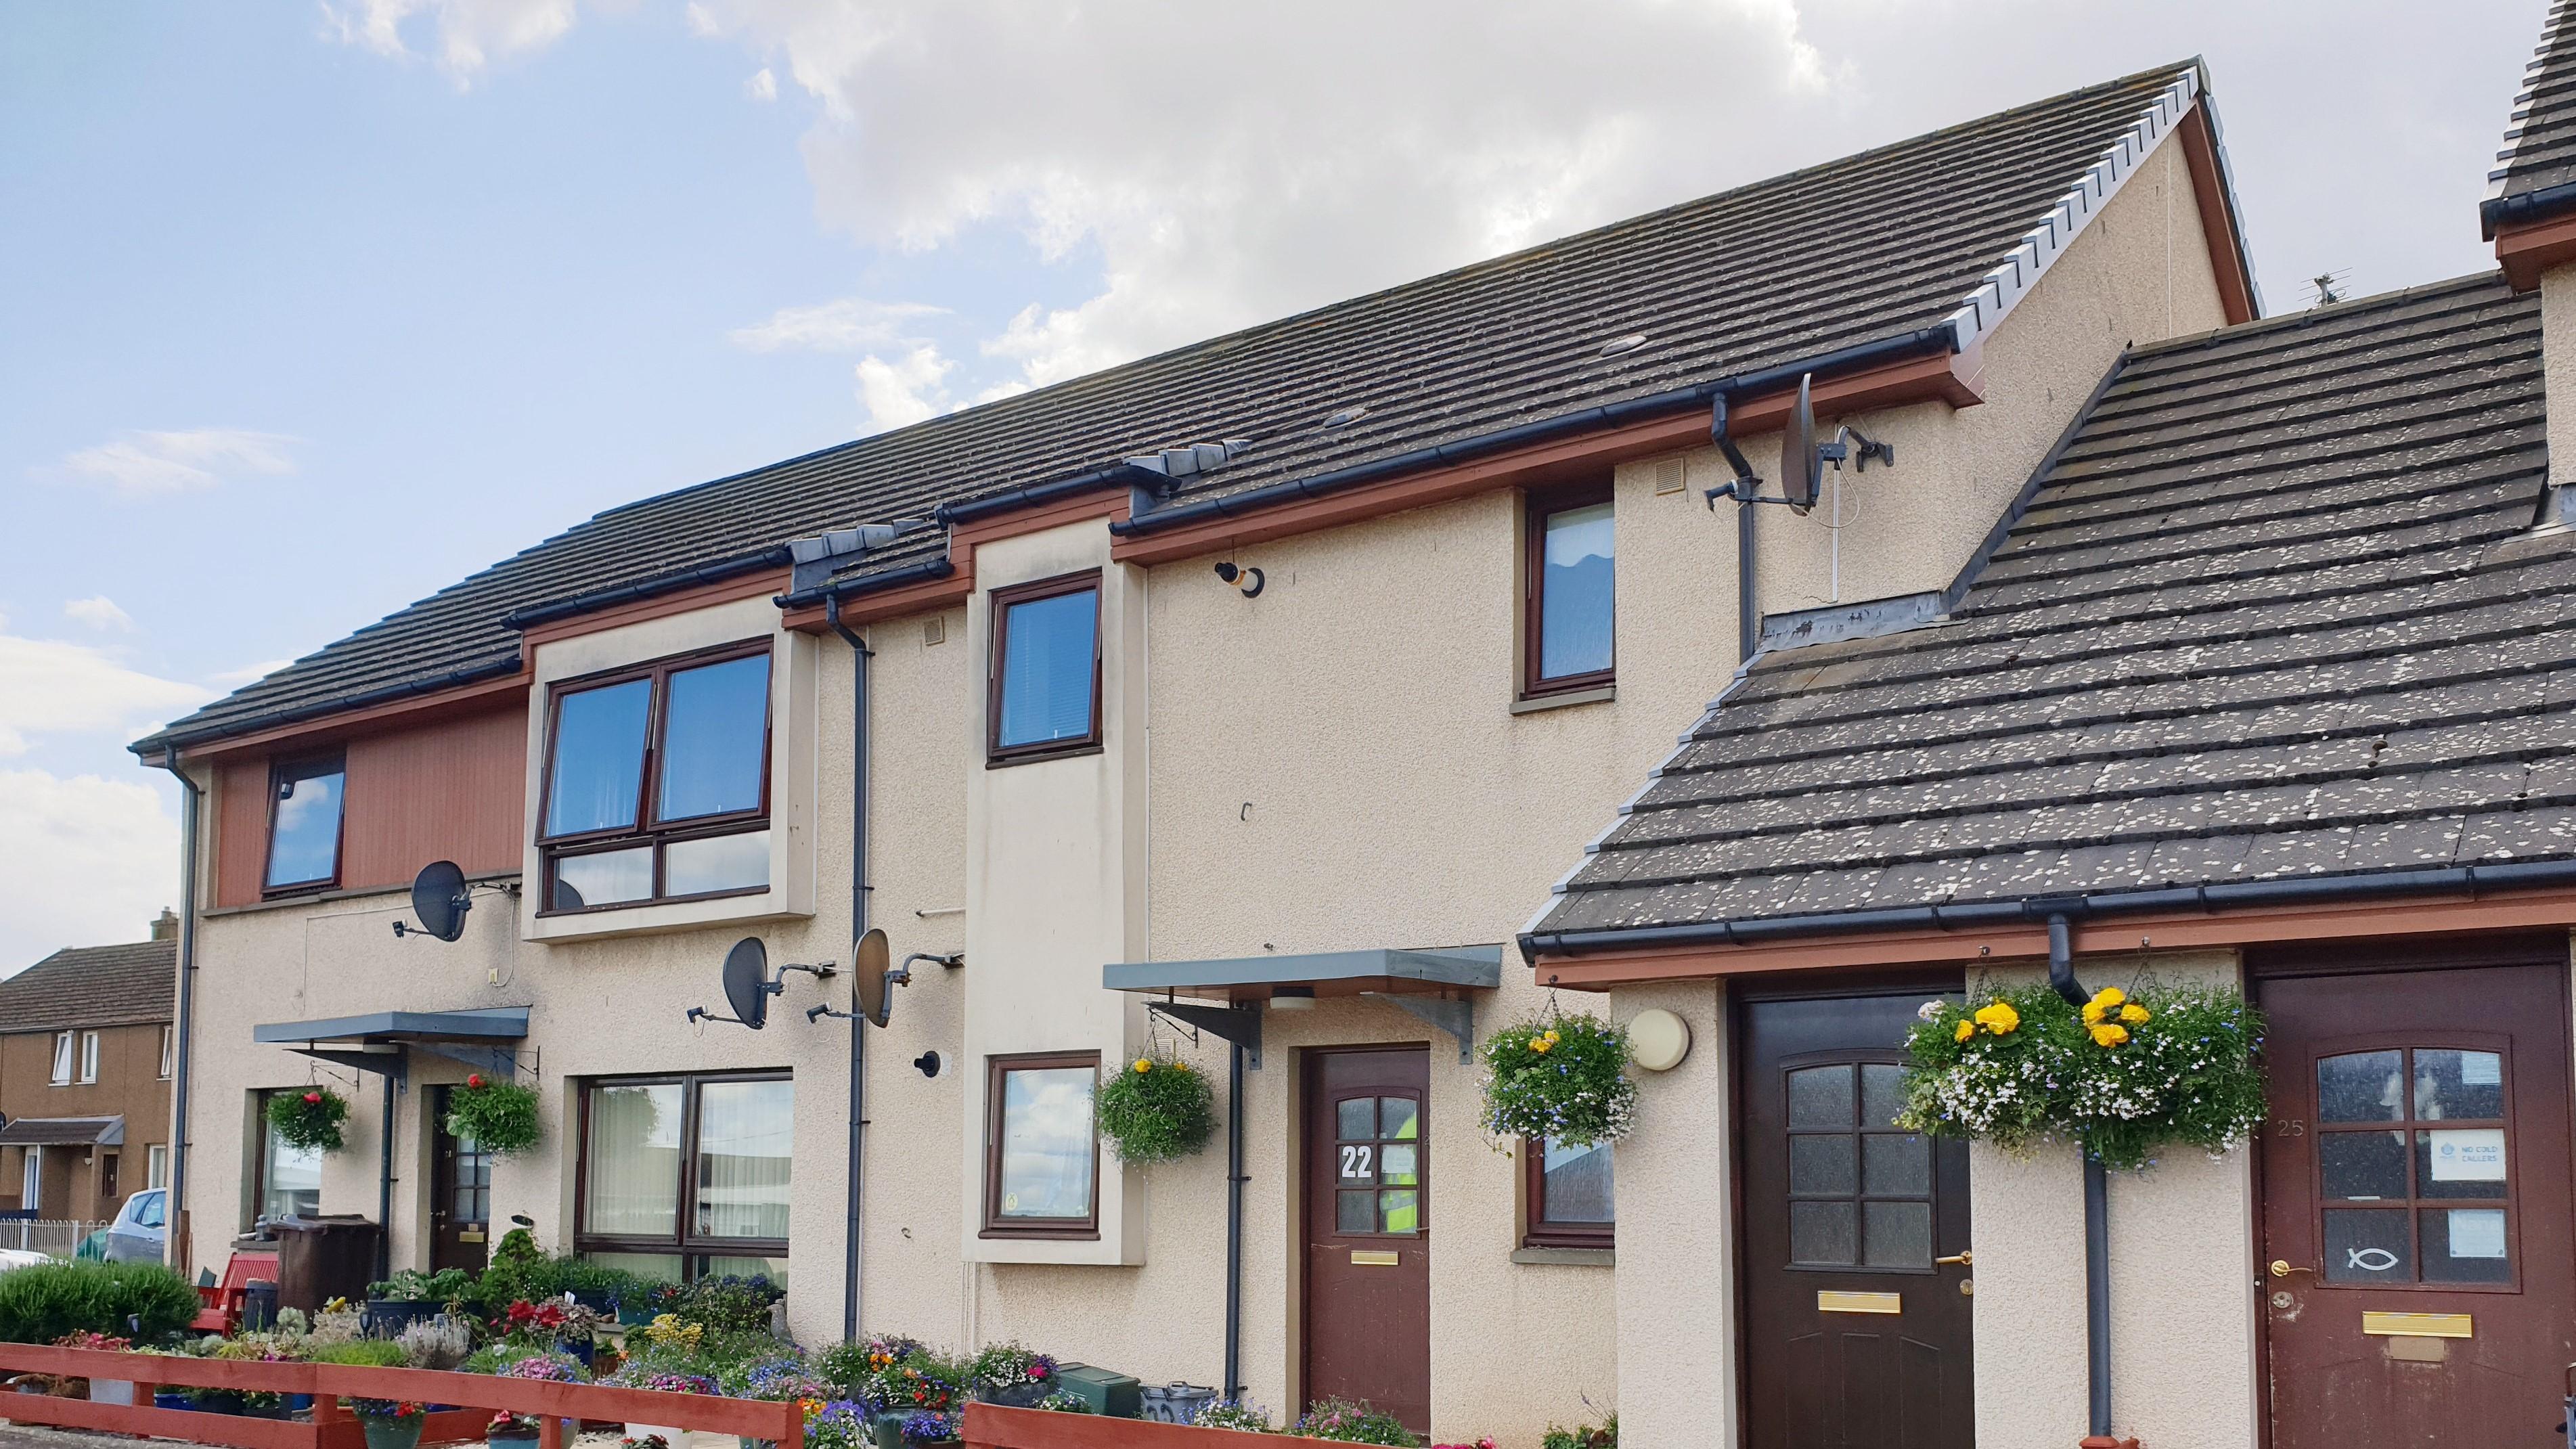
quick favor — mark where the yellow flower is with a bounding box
[1542,1029,1561,1043]
[1134,1058,1152,1073]
[1530,1038,1554,1054]
[2089,1023,2130,1048]
[1953,1021,1976,1044]
[1172,1061,1190,1073]
[2090,987,2127,1009]
[2081,1000,2107,1024]
[1972,1002,2020,1035]
[2120,1002,2150,1025]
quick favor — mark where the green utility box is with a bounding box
[1050,1362,1142,1419]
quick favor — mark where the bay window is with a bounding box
[1525,1135,1614,1249]
[576,1071,791,1283]
[539,643,772,913]
[987,573,1102,763]
[265,754,346,893]
[983,1052,1100,1237]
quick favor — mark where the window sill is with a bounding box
[985,742,1106,770]
[978,1226,1101,1242]
[1512,1245,1614,1267]
[525,886,805,943]
[1510,685,1615,715]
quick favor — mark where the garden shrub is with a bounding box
[0,1259,198,1342]
[311,1340,407,1367]
[671,1274,782,1333]
[1295,1398,1421,1445]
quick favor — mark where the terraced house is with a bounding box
[137,22,2576,1442]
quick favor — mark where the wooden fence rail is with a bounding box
[962,1403,1343,1448]
[0,1343,801,1449]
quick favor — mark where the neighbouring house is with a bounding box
[0,914,177,1224]
[122,46,2436,1449]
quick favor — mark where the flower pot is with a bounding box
[88,1379,135,1406]
[361,1298,445,1338]
[868,1413,908,1449]
[363,1415,427,1449]
[489,1433,539,1449]
[151,1391,190,1411]
[974,1383,1050,1410]
[625,1423,686,1447]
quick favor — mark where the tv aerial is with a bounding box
[687,937,837,1030]
[392,861,481,941]
[807,928,960,1029]
[1705,372,1894,515]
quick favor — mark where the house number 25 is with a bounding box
[1341,1144,1375,1181]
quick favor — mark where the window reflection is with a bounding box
[546,679,652,837]
[265,759,345,890]
[996,588,1099,750]
[996,1063,1096,1221]
[1536,501,1614,682]
[658,656,770,822]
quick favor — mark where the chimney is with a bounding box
[150,908,178,942]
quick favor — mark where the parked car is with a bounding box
[100,1188,164,1264]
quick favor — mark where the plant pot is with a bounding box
[186,1391,244,1415]
[625,1422,686,1447]
[868,1412,908,1449]
[974,1383,1051,1410]
[363,1414,427,1449]
[490,1433,539,1449]
[361,1298,445,1338]
[616,1302,656,1327]
[89,1379,135,1406]
[558,1336,596,1368]
[570,1289,615,1314]
[240,1401,292,1421]
[151,1391,190,1411]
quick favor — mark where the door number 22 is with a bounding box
[1340,1144,1375,1182]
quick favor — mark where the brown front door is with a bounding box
[1741,987,1974,1449]
[1302,1047,1431,1434]
[2257,958,2576,1448]
[429,1086,492,1274]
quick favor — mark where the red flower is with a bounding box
[468,1073,485,1088]
[303,1092,321,1105]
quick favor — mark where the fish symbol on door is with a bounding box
[2347,1247,2399,1272]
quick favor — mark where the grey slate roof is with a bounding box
[0,940,176,1033]
[139,62,2212,755]
[2487,1,2576,233]
[1528,273,2573,947]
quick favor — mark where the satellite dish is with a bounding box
[1781,372,1821,513]
[851,929,893,1028]
[403,861,470,942]
[721,938,771,1030]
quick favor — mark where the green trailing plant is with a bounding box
[1295,1398,1421,1446]
[368,1268,472,1304]
[672,1274,784,1333]
[1094,1048,1215,1163]
[1478,1010,1637,1149]
[0,1260,197,1343]
[1898,979,2268,1172]
[445,1074,541,1157]
[266,1086,353,1154]
[1188,1400,1272,1432]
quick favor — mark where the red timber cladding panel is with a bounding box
[211,755,272,908]
[339,704,527,890]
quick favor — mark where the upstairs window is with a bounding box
[48,1032,72,1086]
[539,644,772,913]
[78,1031,98,1085]
[988,573,1102,764]
[1524,486,1616,698]
[159,1025,175,1080]
[264,755,346,893]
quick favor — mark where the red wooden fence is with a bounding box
[962,1402,1344,1448]
[0,1343,801,1449]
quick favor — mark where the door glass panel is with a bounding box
[2317,1050,2403,1123]
[1790,1135,1855,1196]
[1379,1098,1419,1140]
[2423,1207,2511,1283]
[2318,1130,2407,1200]
[1337,1191,1375,1234]
[2322,1207,2413,1283]
[1863,1201,1933,1268]
[1379,1190,1419,1234]
[1790,1201,1857,1266]
[1335,1142,1375,1184]
[1859,1064,1907,1128]
[2414,1129,2507,1199]
[1380,1144,1418,1186]
[1863,1133,1932,1197]
[1337,1098,1374,1142]
[2413,1050,2504,1120]
[1787,1066,1855,1129]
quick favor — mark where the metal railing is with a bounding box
[0,1219,106,1257]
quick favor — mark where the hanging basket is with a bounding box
[445,1073,542,1157]
[1094,1050,1214,1163]
[266,1086,351,1153]
[1479,1010,1637,1149]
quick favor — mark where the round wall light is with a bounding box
[1628,1008,1691,1071]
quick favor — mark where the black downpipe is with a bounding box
[150,758,202,1271]
[1224,1039,1247,1400]
[1706,393,1764,664]
[825,596,873,1342]
[2045,914,2114,1443]
[377,1074,397,1282]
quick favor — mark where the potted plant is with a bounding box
[1295,1398,1423,1446]
[1479,1011,1638,1151]
[488,1412,542,1449]
[444,1073,542,1157]
[1095,1050,1215,1163]
[363,1268,470,1338]
[266,1087,353,1155]
[803,1401,872,1449]
[967,1343,1057,1410]
[352,1400,428,1449]
[897,1410,960,1448]
[734,1361,831,1449]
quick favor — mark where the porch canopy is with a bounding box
[250,1006,529,1081]
[0,1117,123,1147]
[1103,945,1501,1065]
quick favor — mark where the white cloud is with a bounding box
[0,615,208,757]
[728,296,946,353]
[0,769,178,975]
[747,66,777,101]
[319,0,581,78]
[51,428,299,498]
[853,345,955,432]
[62,597,135,633]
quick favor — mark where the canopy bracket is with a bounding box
[1146,1000,1264,1071]
[1373,993,1475,1064]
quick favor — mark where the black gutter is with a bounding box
[129,653,525,759]
[934,462,1170,528]
[823,596,874,1342]
[1112,326,1961,537]
[1519,859,2576,960]
[2481,179,2576,240]
[776,557,958,612]
[500,546,793,631]
[148,757,201,1274]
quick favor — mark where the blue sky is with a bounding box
[0,0,2548,966]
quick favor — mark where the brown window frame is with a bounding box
[1523,1135,1615,1249]
[571,1070,792,1276]
[985,571,1105,767]
[981,1050,1103,1240]
[535,639,775,916]
[262,752,348,897]
[98,1151,118,1203]
[1522,482,1617,700]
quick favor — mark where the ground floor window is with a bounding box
[1525,1136,1614,1248]
[18,1148,39,1213]
[147,1144,168,1190]
[253,1088,322,1224]
[983,1052,1099,1237]
[575,1071,789,1280]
